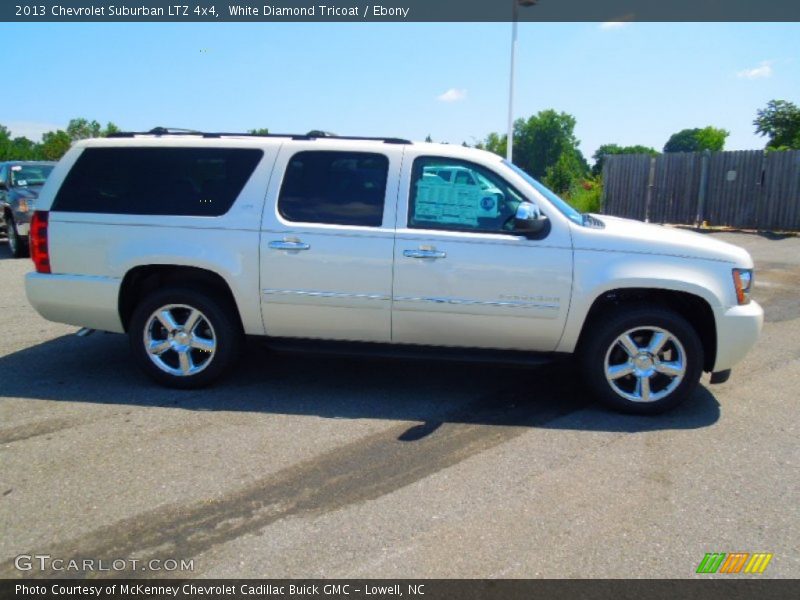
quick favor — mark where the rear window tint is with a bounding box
[52,147,263,216]
[278,151,388,227]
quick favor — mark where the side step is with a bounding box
[263,337,561,368]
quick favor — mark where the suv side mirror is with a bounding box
[514,203,549,237]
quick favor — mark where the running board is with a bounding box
[263,337,561,367]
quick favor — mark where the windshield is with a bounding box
[502,160,584,226]
[11,164,54,187]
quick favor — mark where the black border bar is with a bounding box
[4,1,800,23]
[3,579,800,600]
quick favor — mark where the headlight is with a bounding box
[732,268,753,305]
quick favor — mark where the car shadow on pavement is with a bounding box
[0,332,721,435]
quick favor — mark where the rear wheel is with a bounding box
[128,287,243,388]
[579,306,704,414]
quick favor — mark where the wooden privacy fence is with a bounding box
[602,150,800,231]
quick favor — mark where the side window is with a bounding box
[0,166,7,186]
[278,151,388,227]
[52,147,263,216]
[409,157,525,232]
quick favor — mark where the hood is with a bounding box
[574,215,753,267]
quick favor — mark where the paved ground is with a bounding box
[0,231,797,579]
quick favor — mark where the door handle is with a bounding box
[269,240,310,251]
[404,248,447,259]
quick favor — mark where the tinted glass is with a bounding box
[502,160,584,226]
[53,147,263,216]
[409,157,525,232]
[278,151,388,227]
[11,164,54,187]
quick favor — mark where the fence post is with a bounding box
[695,150,711,228]
[645,156,656,222]
[755,151,767,231]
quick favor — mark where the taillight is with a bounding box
[30,211,50,274]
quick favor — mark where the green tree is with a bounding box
[0,125,12,160]
[10,137,40,160]
[0,125,42,160]
[663,127,728,153]
[248,128,270,135]
[476,131,507,157]
[66,118,120,141]
[754,99,800,150]
[695,126,729,152]
[591,143,658,176]
[40,130,72,160]
[514,110,588,180]
[544,151,585,195]
[478,109,589,188]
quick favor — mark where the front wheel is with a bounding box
[128,287,243,389]
[579,306,704,414]
[6,215,28,258]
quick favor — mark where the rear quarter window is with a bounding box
[52,147,263,216]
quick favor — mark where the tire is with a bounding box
[6,215,28,259]
[579,306,704,414]
[128,286,243,389]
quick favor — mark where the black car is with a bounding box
[0,161,56,257]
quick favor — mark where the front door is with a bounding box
[392,155,573,351]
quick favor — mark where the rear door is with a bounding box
[259,142,402,342]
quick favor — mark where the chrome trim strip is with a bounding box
[393,296,559,310]
[263,289,390,301]
[262,290,558,310]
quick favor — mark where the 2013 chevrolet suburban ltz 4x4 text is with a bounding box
[24,129,763,413]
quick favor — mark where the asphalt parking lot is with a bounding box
[0,230,798,579]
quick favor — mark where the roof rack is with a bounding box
[106,127,412,145]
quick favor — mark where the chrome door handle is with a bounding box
[404,249,447,259]
[269,240,310,251]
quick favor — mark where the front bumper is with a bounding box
[713,300,764,372]
[25,272,124,333]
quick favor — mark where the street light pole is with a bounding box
[507,0,537,164]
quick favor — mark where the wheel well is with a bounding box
[578,288,717,372]
[119,265,241,333]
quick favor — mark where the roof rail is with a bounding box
[106,127,412,144]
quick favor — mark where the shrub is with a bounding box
[565,177,603,214]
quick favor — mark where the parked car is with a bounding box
[24,130,763,413]
[0,161,56,257]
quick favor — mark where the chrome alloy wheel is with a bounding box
[143,304,217,377]
[603,326,687,403]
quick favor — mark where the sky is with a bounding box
[1,21,798,162]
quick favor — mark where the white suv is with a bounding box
[24,129,763,413]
